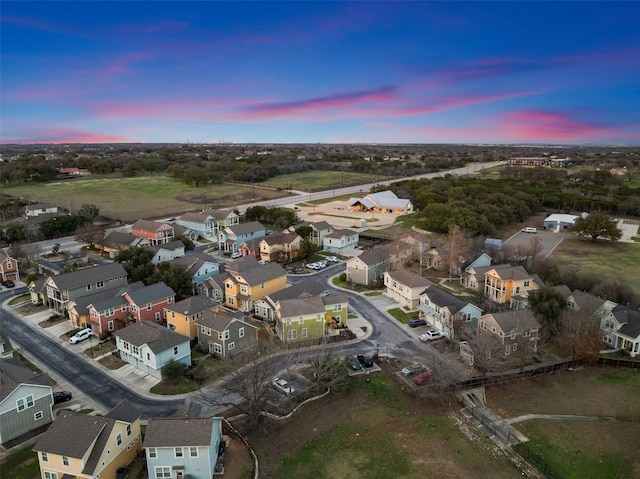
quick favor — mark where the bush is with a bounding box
[339,272,347,282]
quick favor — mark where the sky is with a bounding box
[1,1,639,145]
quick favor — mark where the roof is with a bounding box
[0,356,53,401]
[545,213,580,223]
[279,296,325,317]
[267,279,327,302]
[202,208,235,220]
[179,212,212,223]
[322,293,348,306]
[29,276,48,293]
[569,290,607,316]
[194,309,248,332]
[101,231,140,249]
[421,285,468,313]
[260,231,300,246]
[553,285,573,299]
[487,310,540,333]
[132,219,171,233]
[115,321,190,353]
[143,417,220,448]
[325,228,358,239]
[124,282,175,305]
[488,265,533,281]
[47,263,127,291]
[466,263,510,277]
[354,245,390,266]
[311,221,332,231]
[33,411,111,459]
[385,269,434,288]
[203,271,230,288]
[234,262,287,286]
[146,240,185,253]
[165,296,217,316]
[73,283,143,314]
[612,306,640,339]
[104,399,142,423]
[227,255,259,272]
[349,190,411,210]
[225,221,265,236]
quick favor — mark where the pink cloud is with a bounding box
[2,128,139,144]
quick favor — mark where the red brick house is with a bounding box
[130,220,175,245]
[121,282,176,324]
[0,251,20,283]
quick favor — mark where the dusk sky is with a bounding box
[2,1,639,145]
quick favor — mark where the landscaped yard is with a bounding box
[0,445,40,479]
[261,171,381,192]
[387,307,419,324]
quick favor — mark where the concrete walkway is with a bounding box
[506,413,615,424]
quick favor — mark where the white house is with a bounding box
[322,229,359,255]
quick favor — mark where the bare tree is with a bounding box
[74,224,106,249]
[528,236,544,263]
[466,332,504,374]
[308,353,349,393]
[557,309,604,362]
[442,224,472,278]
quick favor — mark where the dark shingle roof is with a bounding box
[225,221,265,236]
[124,282,175,305]
[0,356,53,401]
[115,321,190,353]
[260,232,300,246]
[146,240,185,253]
[489,310,540,333]
[104,399,142,423]
[194,309,247,332]
[227,255,259,272]
[47,263,128,291]
[132,219,171,233]
[166,296,217,316]
[354,245,389,266]
[422,286,468,314]
[33,412,111,459]
[279,296,325,317]
[386,269,434,288]
[267,280,326,302]
[613,306,640,339]
[143,417,219,448]
[102,231,139,249]
[236,262,286,285]
[325,228,357,239]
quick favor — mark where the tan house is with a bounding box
[483,265,539,304]
[259,231,302,262]
[165,296,218,338]
[223,256,288,312]
[477,310,540,357]
[383,269,434,310]
[34,400,142,479]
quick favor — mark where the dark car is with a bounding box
[357,354,374,368]
[408,318,427,328]
[2,280,15,288]
[53,391,72,404]
[349,360,363,371]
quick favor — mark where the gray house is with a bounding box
[345,246,390,286]
[44,263,129,315]
[194,309,258,358]
[0,356,54,445]
[144,416,224,479]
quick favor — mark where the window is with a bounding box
[524,280,530,287]
[132,346,139,355]
[108,321,114,331]
[117,433,122,446]
[121,304,127,312]
[288,330,297,340]
[41,452,48,462]
[86,284,92,291]
[62,456,69,466]
[34,411,44,420]
[155,466,171,478]
[241,285,248,293]
[189,446,198,457]
[214,343,222,354]
[239,327,245,338]
[173,346,179,355]
[155,312,161,322]
[524,329,531,337]
[175,447,184,458]
[510,330,516,340]
[105,308,114,317]
[228,342,235,351]
[298,316,304,324]
[16,398,25,411]
[223,330,230,340]
[147,303,152,311]
[333,304,342,312]
[96,280,105,288]
[147,448,157,458]
[513,343,518,352]
[147,352,151,360]
[44,472,58,479]
[301,328,308,338]
[126,424,132,436]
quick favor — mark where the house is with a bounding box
[172,223,199,243]
[477,310,541,356]
[419,286,483,339]
[34,400,142,479]
[98,231,143,258]
[165,296,218,338]
[218,221,266,254]
[484,238,503,252]
[259,232,302,262]
[143,416,223,479]
[275,293,348,343]
[223,257,287,312]
[238,238,261,259]
[145,240,185,264]
[121,282,176,324]
[0,356,54,445]
[566,290,617,320]
[115,322,191,379]
[58,167,91,176]
[254,279,329,321]
[383,269,434,310]
[44,263,129,315]
[194,309,258,357]
[176,212,217,239]
[309,221,334,245]
[0,250,20,283]
[0,332,14,359]
[543,213,581,231]
[197,271,230,302]
[484,265,539,304]
[169,254,221,285]
[131,219,175,245]
[601,306,640,357]
[348,190,413,214]
[322,229,359,255]
[462,264,511,291]
[454,251,492,277]
[345,246,389,286]
[28,277,48,305]
[203,208,240,235]
[25,203,59,218]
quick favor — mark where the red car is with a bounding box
[412,369,434,385]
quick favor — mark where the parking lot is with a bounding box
[504,228,566,259]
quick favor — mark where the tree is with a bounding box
[573,211,622,242]
[558,309,604,362]
[467,332,504,374]
[74,224,105,248]
[115,246,156,282]
[5,225,25,242]
[528,236,544,263]
[308,354,348,393]
[162,360,188,384]
[295,225,313,241]
[78,204,100,222]
[175,235,195,251]
[441,224,472,278]
[149,263,193,300]
[299,239,320,262]
[527,285,568,340]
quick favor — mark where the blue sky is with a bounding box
[1,1,639,145]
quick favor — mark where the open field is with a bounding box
[261,171,381,192]
[550,239,640,297]
[4,176,288,221]
[486,367,640,479]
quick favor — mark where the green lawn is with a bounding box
[387,307,419,323]
[261,171,381,192]
[0,446,40,479]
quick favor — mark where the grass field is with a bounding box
[486,367,640,479]
[4,176,287,221]
[551,239,640,298]
[261,171,381,192]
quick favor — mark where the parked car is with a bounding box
[418,330,445,342]
[522,227,537,233]
[326,256,339,263]
[408,319,427,328]
[258,260,269,265]
[230,252,243,259]
[272,377,296,395]
[413,369,434,385]
[2,280,15,288]
[401,363,426,377]
[53,391,72,404]
[357,354,374,368]
[69,328,94,344]
[349,360,363,371]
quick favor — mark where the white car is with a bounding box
[272,377,296,395]
[522,227,537,234]
[230,252,243,259]
[70,328,94,344]
[326,256,339,263]
[418,330,445,342]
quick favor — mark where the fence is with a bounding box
[465,406,518,446]
[515,443,563,479]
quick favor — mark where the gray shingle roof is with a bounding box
[124,282,175,305]
[267,280,326,302]
[0,356,53,401]
[132,219,171,233]
[115,321,190,353]
[489,310,540,333]
[104,399,142,423]
[146,240,185,253]
[226,221,265,236]
[143,417,219,448]
[194,309,247,332]
[235,262,286,286]
[165,296,217,316]
[279,296,325,317]
[33,411,111,459]
[325,228,357,239]
[355,245,390,266]
[613,306,640,339]
[47,263,128,291]
[73,283,143,314]
[260,232,300,246]
[490,265,532,281]
[102,231,139,249]
[228,255,259,272]
[386,269,434,288]
[421,286,467,314]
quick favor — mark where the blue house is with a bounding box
[218,221,266,254]
[169,254,221,284]
[176,212,217,239]
[144,416,224,479]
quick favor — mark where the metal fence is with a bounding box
[515,443,563,479]
[465,406,518,446]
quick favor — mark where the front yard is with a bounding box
[387,307,419,324]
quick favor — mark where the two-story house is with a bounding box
[131,219,175,245]
[223,257,287,312]
[322,229,359,254]
[98,231,144,259]
[483,265,540,304]
[0,356,54,445]
[197,271,230,302]
[146,240,186,265]
[176,212,217,239]
[218,221,266,254]
[169,254,221,286]
[309,221,334,245]
[203,208,240,236]
[194,309,258,358]
[44,263,129,315]
[34,400,142,479]
[477,310,541,357]
[121,282,176,324]
[462,264,511,291]
[345,246,390,287]
[144,416,223,479]
[275,294,348,343]
[254,279,329,321]
[601,305,640,357]
[115,322,191,379]
[165,296,218,339]
[566,290,618,320]
[419,285,483,339]
[259,232,302,263]
[0,250,20,284]
[383,269,434,310]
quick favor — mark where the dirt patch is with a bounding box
[15,302,49,316]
